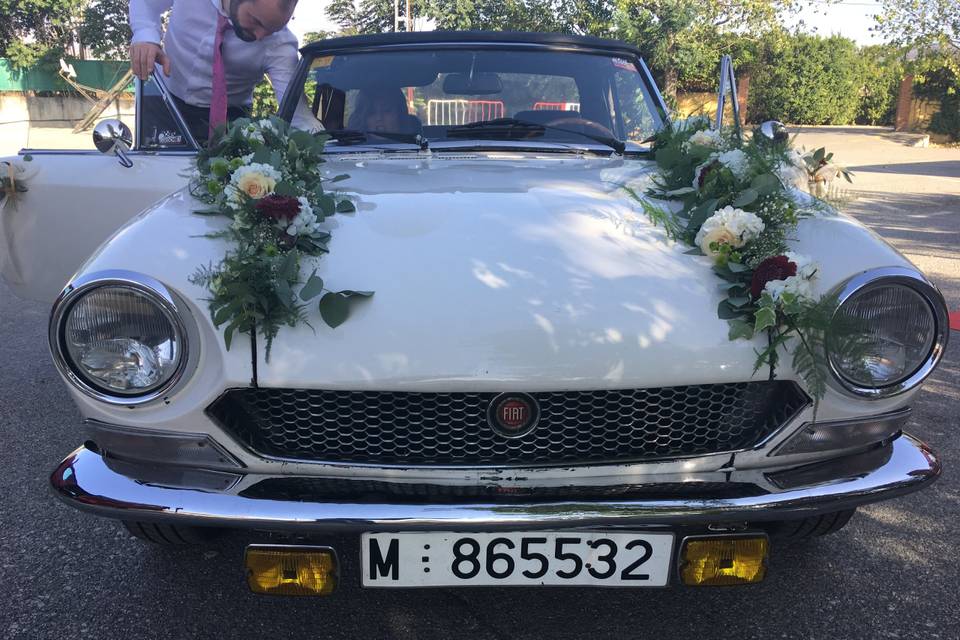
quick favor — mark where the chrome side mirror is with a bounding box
[758,120,789,144]
[93,120,134,168]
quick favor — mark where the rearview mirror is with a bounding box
[442,72,503,96]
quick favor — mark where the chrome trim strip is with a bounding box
[827,267,951,398]
[48,270,198,406]
[50,434,939,532]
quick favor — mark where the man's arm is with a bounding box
[264,30,321,130]
[129,0,175,80]
[262,30,300,106]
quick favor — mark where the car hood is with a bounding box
[80,152,913,398]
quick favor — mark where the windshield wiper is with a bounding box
[446,118,626,155]
[322,129,428,150]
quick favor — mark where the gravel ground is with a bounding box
[1,126,958,640]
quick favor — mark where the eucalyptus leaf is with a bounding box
[328,174,350,183]
[300,271,325,301]
[252,147,272,164]
[732,188,758,207]
[336,199,356,214]
[655,147,682,169]
[223,320,241,351]
[750,173,780,195]
[717,300,743,320]
[727,261,750,273]
[665,186,696,196]
[686,198,719,235]
[274,181,299,197]
[319,292,350,328]
[727,296,751,307]
[276,277,294,308]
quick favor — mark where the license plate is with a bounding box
[361,532,674,587]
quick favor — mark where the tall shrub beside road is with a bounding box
[749,34,863,124]
[856,45,903,125]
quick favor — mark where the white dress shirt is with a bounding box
[129,0,300,109]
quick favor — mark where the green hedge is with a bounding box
[0,58,130,93]
[748,35,865,125]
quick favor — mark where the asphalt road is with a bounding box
[1,127,958,640]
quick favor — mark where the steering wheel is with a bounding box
[544,117,615,138]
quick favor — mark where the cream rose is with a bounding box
[697,226,739,257]
[694,205,765,258]
[229,163,280,202]
[236,172,275,199]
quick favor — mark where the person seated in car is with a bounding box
[348,87,420,135]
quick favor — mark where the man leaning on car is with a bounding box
[128,0,301,144]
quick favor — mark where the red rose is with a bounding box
[751,255,797,299]
[255,194,300,222]
[697,159,721,189]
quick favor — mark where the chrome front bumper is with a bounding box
[50,434,940,532]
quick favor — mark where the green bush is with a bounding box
[749,34,866,125]
[856,45,902,126]
[915,67,960,140]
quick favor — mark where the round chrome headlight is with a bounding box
[828,268,949,397]
[50,272,189,404]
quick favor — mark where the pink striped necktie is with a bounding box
[208,13,231,140]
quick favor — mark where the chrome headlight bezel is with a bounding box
[49,270,195,406]
[827,267,950,399]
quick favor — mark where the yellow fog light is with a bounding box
[679,536,768,586]
[245,545,339,596]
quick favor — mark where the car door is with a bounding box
[1,71,197,303]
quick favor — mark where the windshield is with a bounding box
[295,47,663,152]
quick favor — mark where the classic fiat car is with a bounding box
[1,32,948,593]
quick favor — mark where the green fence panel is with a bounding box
[0,59,132,92]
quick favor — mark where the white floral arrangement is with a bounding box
[624,118,855,405]
[189,117,371,357]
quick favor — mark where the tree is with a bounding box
[80,0,132,59]
[614,0,803,100]
[874,0,959,66]
[0,0,86,68]
[326,0,427,34]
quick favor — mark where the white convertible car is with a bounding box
[1,32,949,593]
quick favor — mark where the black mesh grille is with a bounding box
[208,382,808,467]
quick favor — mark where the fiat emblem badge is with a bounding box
[487,392,540,438]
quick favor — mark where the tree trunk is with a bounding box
[663,65,678,105]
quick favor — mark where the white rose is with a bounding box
[764,275,815,301]
[716,149,750,180]
[784,252,819,280]
[673,115,710,133]
[694,206,764,258]
[686,128,723,150]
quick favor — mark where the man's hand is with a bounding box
[130,42,171,81]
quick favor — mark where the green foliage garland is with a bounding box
[189,117,372,359]
[624,117,857,407]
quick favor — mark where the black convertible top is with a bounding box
[300,30,643,58]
